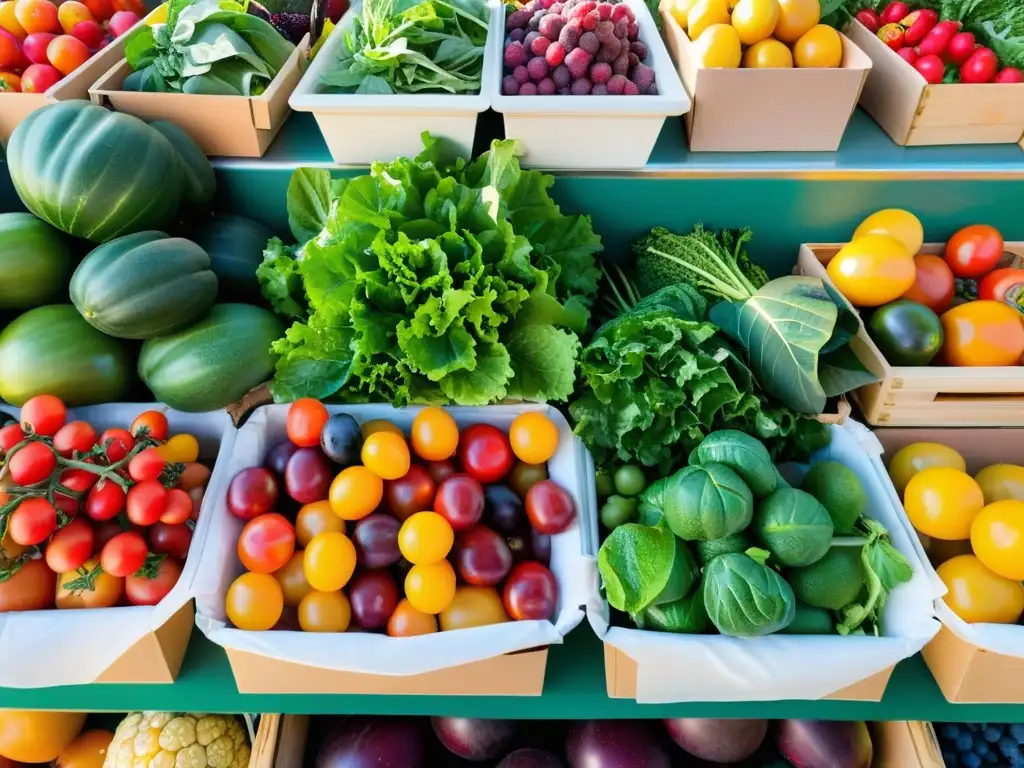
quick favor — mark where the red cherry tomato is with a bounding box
[238,512,296,573]
[128,447,166,482]
[85,479,126,521]
[92,520,125,554]
[901,254,955,314]
[45,518,94,573]
[960,47,998,84]
[502,561,558,621]
[434,474,485,531]
[148,521,193,560]
[284,448,333,504]
[130,410,169,441]
[455,525,513,586]
[424,459,458,485]
[19,394,66,436]
[160,488,193,525]
[8,498,58,546]
[945,225,1005,278]
[52,421,98,457]
[8,441,56,485]
[59,468,97,495]
[978,267,1024,306]
[0,423,25,452]
[227,467,280,521]
[384,464,436,522]
[126,556,182,606]
[287,399,330,448]
[99,428,135,463]
[525,480,577,534]
[126,480,168,526]
[101,531,148,577]
[459,424,514,485]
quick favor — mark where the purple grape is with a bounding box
[628,51,639,67]
[509,28,526,42]
[565,47,590,78]
[607,73,627,94]
[539,13,566,39]
[627,20,639,39]
[550,1,563,11]
[527,55,549,81]
[623,78,639,94]
[631,40,648,60]
[520,82,538,94]
[528,11,543,29]
[506,9,531,29]
[612,51,629,75]
[633,62,655,93]
[591,83,608,94]
[595,19,615,44]
[570,77,591,94]
[558,86,571,94]
[614,18,628,38]
[537,76,556,94]
[552,64,571,88]
[265,441,299,478]
[525,30,540,49]
[513,65,530,84]
[502,75,520,95]
[590,61,611,84]
[558,22,580,50]
[596,38,620,62]
[579,30,599,54]
[504,41,527,69]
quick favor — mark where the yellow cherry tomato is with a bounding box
[362,419,404,439]
[937,554,1024,624]
[157,434,200,463]
[304,531,357,591]
[509,412,559,465]
[440,586,510,631]
[888,442,966,496]
[405,560,457,615]
[692,23,741,67]
[771,0,819,43]
[668,0,698,28]
[730,0,779,45]
[687,0,730,39]
[793,23,843,68]
[398,511,454,565]
[329,465,384,520]
[826,234,916,307]
[298,590,352,632]
[903,467,984,540]
[940,300,1024,367]
[361,431,411,481]
[275,550,313,608]
[975,464,1024,504]
[853,209,924,256]
[742,37,793,67]
[970,500,1024,581]
[226,572,283,631]
[296,500,346,547]
[411,406,459,461]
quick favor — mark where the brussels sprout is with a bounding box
[752,488,834,568]
[691,430,777,498]
[639,463,753,542]
[703,550,796,637]
[633,589,711,634]
[651,538,699,607]
[598,524,696,614]
[696,533,751,565]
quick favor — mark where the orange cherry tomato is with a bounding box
[286,398,329,448]
[226,572,283,631]
[398,511,454,565]
[274,551,313,608]
[329,466,383,521]
[901,254,955,314]
[509,412,559,465]
[295,500,345,547]
[944,224,1004,279]
[361,431,411,481]
[404,560,457,614]
[411,407,459,461]
[439,586,510,631]
[903,467,984,540]
[298,590,351,632]
[387,597,439,637]
[303,531,356,591]
[237,513,295,574]
[970,500,1024,581]
[130,409,169,441]
[940,300,1024,367]
[937,554,1024,624]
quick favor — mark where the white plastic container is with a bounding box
[489,0,690,169]
[289,4,500,165]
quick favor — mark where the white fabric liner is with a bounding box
[195,404,588,675]
[0,404,235,688]
[583,419,943,703]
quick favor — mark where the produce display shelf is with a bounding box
[2,626,1023,722]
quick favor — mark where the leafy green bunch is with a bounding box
[124,0,296,95]
[257,134,602,406]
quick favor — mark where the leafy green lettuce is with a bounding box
[258,134,602,406]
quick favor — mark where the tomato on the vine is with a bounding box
[44,518,94,573]
[126,480,168,526]
[100,531,148,577]
[126,557,181,606]
[287,399,330,448]
[56,558,124,609]
[52,421,98,458]
[411,407,459,461]
[20,394,66,437]
[8,441,56,486]
[944,224,1005,278]
[238,512,296,574]
[98,428,134,463]
[978,267,1024,306]
[0,423,25,452]
[9,498,58,546]
[159,488,193,525]
[509,412,559,465]
[130,410,169,441]
[91,520,124,554]
[148,521,192,561]
[157,434,199,464]
[459,424,514,484]
[85,479,126,521]
[128,448,166,483]
[0,558,56,612]
[226,572,283,630]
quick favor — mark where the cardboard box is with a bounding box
[874,721,945,768]
[846,19,1024,146]
[89,36,307,157]
[874,427,1024,703]
[660,5,871,152]
[797,243,1024,427]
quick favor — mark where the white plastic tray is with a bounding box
[489,0,690,169]
[195,404,589,676]
[289,2,500,164]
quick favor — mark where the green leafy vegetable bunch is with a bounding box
[257,133,602,406]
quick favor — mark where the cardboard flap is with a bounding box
[94,601,195,684]
[252,35,307,130]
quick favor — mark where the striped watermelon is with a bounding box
[6,101,186,243]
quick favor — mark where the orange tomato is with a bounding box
[361,431,411,481]
[225,572,283,631]
[439,586,510,631]
[0,1,26,38]
[56,0,90,33]
[0,71,20,91]
[361,419,404,439]
[14,0,58,35]
[970,500,1024,581]
[901,254,955,314]
[903,467,984,540]
[0,557,55,612]
[940,300,1024,367]
[410,407,459,461]
[329,465,383,521]
[296,499,345,547]
[80,0,110,20]
[274,551,313,608]
[55,559,123,609]
[46,34,89,75]
[298,590,351,632]
[387,598,438,637]
[937,554,1024,624]
[509,412,559,465]
[0,711,86,763]
[56,728,113,768]
[793,23,842,67]
[404,560,456,615]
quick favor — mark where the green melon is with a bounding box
[70,231,218,340]
[149,121,216,206]
[0,213,76,310]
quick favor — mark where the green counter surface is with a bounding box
[0,625,1017,722]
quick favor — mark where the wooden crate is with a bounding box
[796,242,1024,427]
[846,20,1024,146]
[250,715,310,768]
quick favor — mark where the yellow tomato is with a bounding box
[157,434,200,463]
[298,590,351,632]
[888,442,966,496]
[440,586,510,631]
[361,431,411,480]
[225,572,283,631]
[937,554,1024,624]
[0,710,86,763]
[668,0,698,28]
[742,38,793,67]
[361,419,404,439]
[940,300,1024,367]
[793,24,843,68]
[771,0,819,43]
[975,464,1024,504]
[903,467,984,540]
[692,23,741,67]
[304,531,357,591]
[826,235,916,307]
[852,209,924,256]
[688,0,730,39]
[405,560,457,615]
[970,500,1024,581]
[329,465,383,521]
[730,0,779,45]
[398,511,454,565]
[921,534,973,568]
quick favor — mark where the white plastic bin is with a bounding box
[489,0,689,169]
[289,4,500,164]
